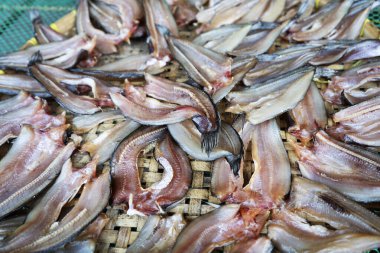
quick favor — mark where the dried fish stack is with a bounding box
[0,0,379,252]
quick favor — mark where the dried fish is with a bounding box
[260,0,286,22]
[112,128,192,215]
[212,57,257,103]
[229,21,289,56]
[30,10,66,44]
[226,67,314,125]
[16,171,110,252]
[111,76,220,153]
[77,0,142,54]
[288,177,380,234]
[289,82,327,143]
[211,158,244,202]
[0,74,48,97]
[168,37,232,94]
[82,119,141,164]
[144,74,220,151]
[30,63,120,114]
[323,61,380,104]
[311,40,380,65]
[0,158,96,252]
[237,0,269,23]
[168,120,243,175]
[230,236,273,253]
[72,110,125,134]
[144,0,178,60]
[327,0,373,40]
[57,213,109,253]
[0,35,95,71]
[0,125,75,219]
[268,207,380,253]
[328,96,380,146]
[243,49,317,86]
[0,91,34,115]
[172,204,268,253]
[293,130,380,202]
[0,99,66,146]
[126,214,186,253]
[290,0,353,41]
[248,119,291,206]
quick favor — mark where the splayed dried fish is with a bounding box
[15,171,110,253]
[226,67,314,125]
[0,98,65,146]
[144,0,178,60]
[248,119,291,206]
[288,177,380,234]
[30,63,120,114]
[30,10,66,44]
[126,214,186,253]
[196,0,259,30]
[268,207,380,253]
[172,204,268,253]
[327,0,374,40]
[0,125,75,219]
[293,130,380,202]
[168,37,232,94]
[82,118,140,164]
[323,60,380,104]
[72,110,125,134]
[290,0,353,41]
[311,40,380,65]
[211,119,290,208]
[328,96,380,146]
[77,0,143,54]
[0,35,95,71]
[229,21,289,56]
[168,120,243,175]
[243,48,317,86]
[289,82,327,143]
[112,127,192,215]
[0,73,49,97]
[111,75,220,153]
[57,213,109,253]
[0,158,96,252]
[0,91,34,115]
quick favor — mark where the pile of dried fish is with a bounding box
[0,0,379,252]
